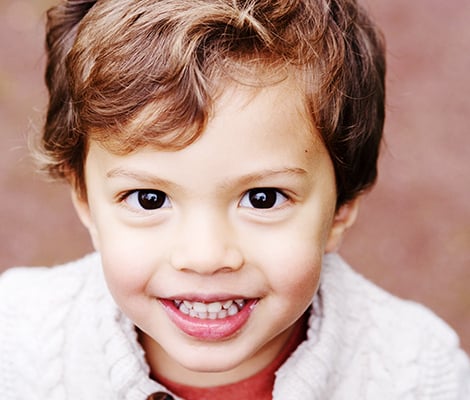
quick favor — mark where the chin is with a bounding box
[179,352,244,373]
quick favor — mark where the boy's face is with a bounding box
[74,79,356,386]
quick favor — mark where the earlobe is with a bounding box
[71,190,100,251]
[325,197,360,253]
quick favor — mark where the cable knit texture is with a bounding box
[0,253,468,399]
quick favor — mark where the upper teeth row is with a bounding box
[174,299,245,320]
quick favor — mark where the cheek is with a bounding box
[255,230,324,303]
[99,244,160,325]
[97,225,162,302]
[250,209,332,304]
[100,254,143,309]
[253,215,327,268]
[97,215,161,274]
[274,250,322,297]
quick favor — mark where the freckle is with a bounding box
[304,149,308,153]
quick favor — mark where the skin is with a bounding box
[73,79,359,387]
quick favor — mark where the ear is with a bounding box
[325,197,360,253]
[71,190,100,251]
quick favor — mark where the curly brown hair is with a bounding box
[41,0,385,207]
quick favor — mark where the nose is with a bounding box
[169,211,244,275]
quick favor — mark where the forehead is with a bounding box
[85,79,330,179]
[91,72,316,155]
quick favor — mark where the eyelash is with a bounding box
[119,188,289,212]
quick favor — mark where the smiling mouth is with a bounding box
[161,298,257,340]
[173,299,246,320]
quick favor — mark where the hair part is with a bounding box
[40,0,385,206]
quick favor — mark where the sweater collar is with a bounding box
[91,252,353,399]
[273,252,356,399]
[89,253,170,398]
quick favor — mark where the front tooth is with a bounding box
[193,302,207,313]
[208,312,218,319]
[207,302,222,313]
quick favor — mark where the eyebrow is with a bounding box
[106,168,182,190]
[106,167,308,189]
[222,167,308,189]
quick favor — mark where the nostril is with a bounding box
[169,245,244,274]
[146,392,174,400]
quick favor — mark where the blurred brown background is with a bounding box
[1,1,469,354]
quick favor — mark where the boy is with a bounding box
[0,0,469,399]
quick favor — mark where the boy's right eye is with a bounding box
[124,190,171,210]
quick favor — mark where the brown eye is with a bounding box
[240,188,287,209]
[126,190,170,210]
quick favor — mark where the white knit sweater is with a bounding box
[0,253,468,399]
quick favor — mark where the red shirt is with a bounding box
[154,313,308,400]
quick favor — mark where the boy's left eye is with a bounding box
[239,188,288,209]
[124,189,171,210]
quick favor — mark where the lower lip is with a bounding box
[160,299,257,341]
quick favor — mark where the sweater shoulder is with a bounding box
[0,254,105,399]
[319,254,470,398]
[0,253,100,306]
[323,254,459,344]
[0,253,104,348]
